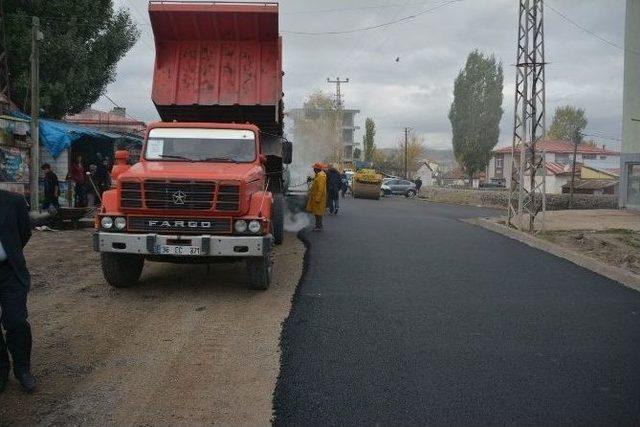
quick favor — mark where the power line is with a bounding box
[282,0,463,35]
[282,1,434,15]
[545,1,639,56]
[582,132,622,142]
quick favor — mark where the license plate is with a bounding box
[155,245,201,256]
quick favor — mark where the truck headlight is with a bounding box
[114,217,127,230]
[234,220,247,233]
[248,220,261,233]
[101,216,113,229]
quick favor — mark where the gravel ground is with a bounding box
[0,229,304,426]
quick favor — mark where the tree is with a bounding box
[448,50,503,185]
[5,0,139,118]
[548,105,587,141]
[362,117,376,161]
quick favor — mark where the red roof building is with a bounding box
[65,108,146,135]
[493,139,619,156]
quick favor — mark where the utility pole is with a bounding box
[29,17,42,212]
[0,0,10,113]
[507,0,546,232]
[568,128,581,209]
[403,127,411,179]
[327,77,349,165]
[327,77,349,108]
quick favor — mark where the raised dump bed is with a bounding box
[148,1,283,136]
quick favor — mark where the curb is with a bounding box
[465,217,640,293]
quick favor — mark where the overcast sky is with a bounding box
[99,0,627,151]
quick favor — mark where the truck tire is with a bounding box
[246,253,273,290]
[272,192,285,245]
[101,253,144,288]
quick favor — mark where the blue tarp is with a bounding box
[12,111,142,158]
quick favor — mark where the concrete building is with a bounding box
[487,140,620,194]
[620,0,640,209]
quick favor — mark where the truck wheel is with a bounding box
[272,192,285,245]
[101,253,144,288]
[246,252,273,290]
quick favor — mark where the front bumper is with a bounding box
[93,232,272,257]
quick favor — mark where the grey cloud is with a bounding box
[107,0,626,151]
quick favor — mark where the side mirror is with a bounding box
[282,140,292,165]
[259,154,267,164]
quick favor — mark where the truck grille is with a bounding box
[121,182,143,208]
[216,185,240,211]
[128,217,232,234]
[119,180,240,212]
[144,180,216,210]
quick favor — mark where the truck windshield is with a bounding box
[145,128,256,163]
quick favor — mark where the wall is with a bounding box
[620,0,640,209]
[420,187,618,210]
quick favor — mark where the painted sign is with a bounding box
[0,145,30,183]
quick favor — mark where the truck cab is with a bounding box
[93,2,289,290]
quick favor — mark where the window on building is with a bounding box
[494,154,504,177]
[583,154,596,160]
[555,153,570,164]
[600,155,607,160]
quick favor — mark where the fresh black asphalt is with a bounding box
[273,197,640,426]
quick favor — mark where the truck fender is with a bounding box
[249,191,273,220]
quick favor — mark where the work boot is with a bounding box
[15,370,36,393]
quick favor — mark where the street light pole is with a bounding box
[29,16,41,212]
[403,127,411,179]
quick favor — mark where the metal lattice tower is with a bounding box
[508,0,546,232]
[0,0,10,112]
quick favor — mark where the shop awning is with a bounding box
[11,111,143,158]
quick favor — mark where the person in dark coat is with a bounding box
[0,190,36,393]
[326,165,342,215]
[414,176,423,196]
[41,163,60,211]
[340,171,349,198]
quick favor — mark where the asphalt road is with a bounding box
[274,197,640,426]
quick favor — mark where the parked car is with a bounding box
[381,179,417,197]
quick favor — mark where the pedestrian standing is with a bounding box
[0,190,36,393]
[306,163,327,232]
[340,171,348,198]
[67,154,87,208]
[414,176,423,197]
[326,165,342,215]
[41,163,60,212]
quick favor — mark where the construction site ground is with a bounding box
[500,210,640,278]
[0,229,304,426]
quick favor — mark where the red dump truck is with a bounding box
[93,1,291,290]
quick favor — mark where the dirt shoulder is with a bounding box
[0,230,304,426]
[538,229,640,276]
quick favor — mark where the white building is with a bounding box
[414,159,439,186]
[487,140,620,194]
